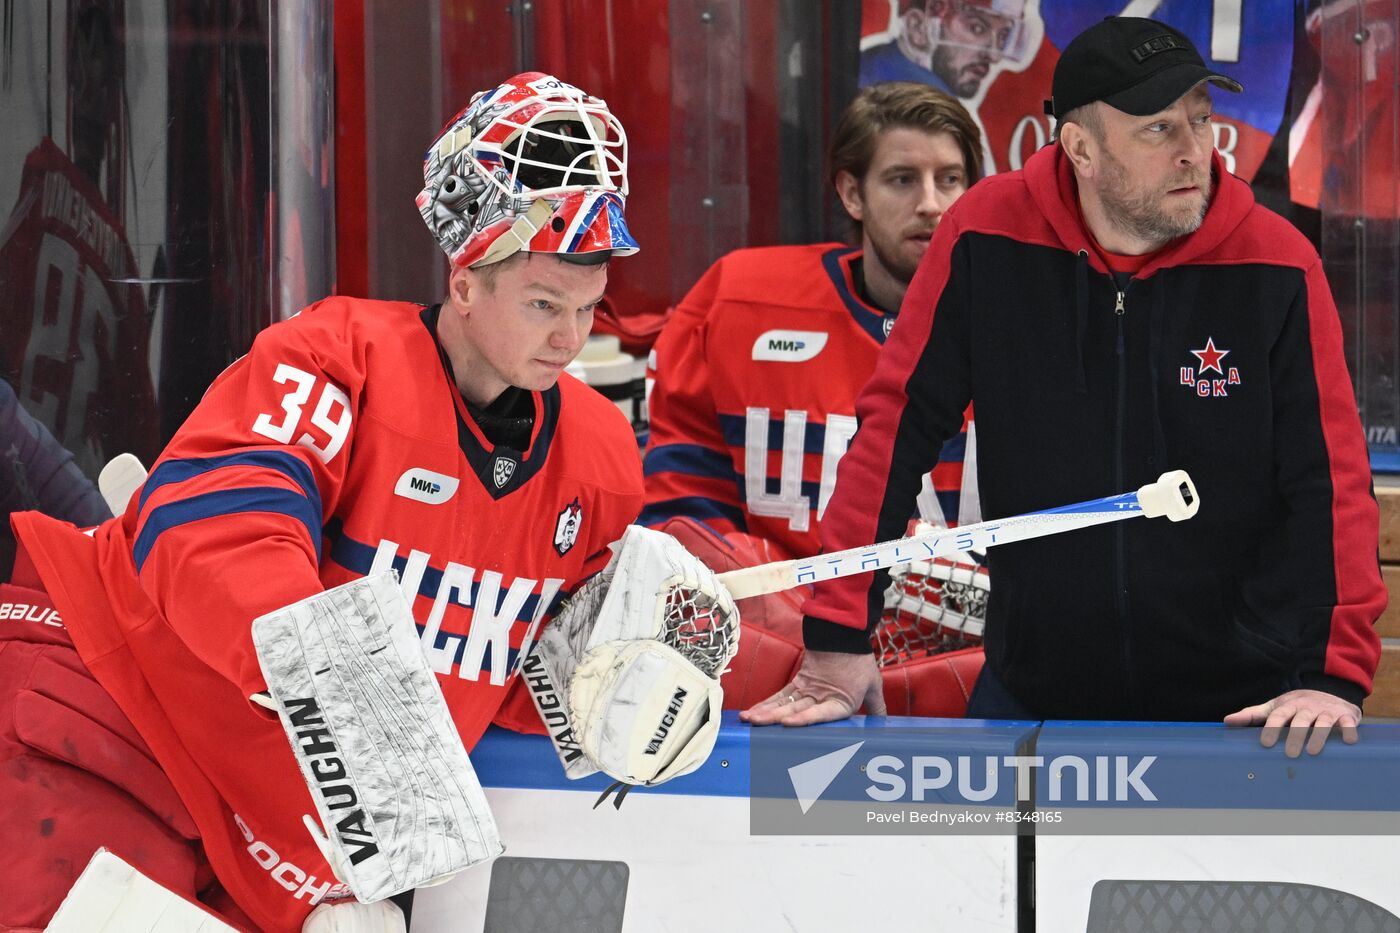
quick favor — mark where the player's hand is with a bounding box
[740,649,885,726]
[1223,689,1361,757]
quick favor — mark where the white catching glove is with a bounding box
[533,525,740,787]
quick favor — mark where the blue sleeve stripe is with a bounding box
[939,432,967,462]
[133,487,323,572]
[139,451,322,520]
[717,413,827,455]
[643,444,738,480]
[638,497,749,532]
[935,490,960,524]
[717,413,970,466]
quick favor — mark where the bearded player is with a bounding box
[642,82,986,715]
[4,74,650,933]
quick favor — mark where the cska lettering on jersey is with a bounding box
[328,524,565,686]
[724,409,966,534]
[642,244,974,558]
[1180,366,1243,397]
[1181,338,1242,397]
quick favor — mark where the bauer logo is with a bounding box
[394,468,459,504]
[752,330,829,363]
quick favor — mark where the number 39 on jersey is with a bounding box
[251,363,353,463]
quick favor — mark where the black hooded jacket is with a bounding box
[804,143,1385,722]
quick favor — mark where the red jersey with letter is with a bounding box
[643,243,974,558]
[14,296,642,932]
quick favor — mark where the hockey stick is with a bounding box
[716,470,1198,600]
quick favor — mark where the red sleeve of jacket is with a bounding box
[800,219,975,653]
[128,301,363,699]
[1285,259,1386,700]
[640,261,747,536]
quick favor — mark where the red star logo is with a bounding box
[1190,337,1230,375]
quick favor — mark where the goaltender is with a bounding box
[1,73,705,932]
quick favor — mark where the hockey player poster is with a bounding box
[858,1,1295,180]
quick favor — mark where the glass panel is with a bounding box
[1316,0,1400,465]
[667,0,750,302]
[273,0,336,319]
[0,0,334,576]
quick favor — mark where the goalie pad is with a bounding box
[539,525,739,786]
[45,848,238,933]
[252,572,502,903]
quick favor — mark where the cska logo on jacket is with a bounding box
[554,497,583,556]
[1180,337,1241,398]
[492,455,518,489]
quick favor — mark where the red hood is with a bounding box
[1019,142,1257,278]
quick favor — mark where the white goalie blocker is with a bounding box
[530,525,740,787]
[251,572,502,903]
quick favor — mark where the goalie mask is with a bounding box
[417,72,639,269]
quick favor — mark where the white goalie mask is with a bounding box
[416,71,638,269]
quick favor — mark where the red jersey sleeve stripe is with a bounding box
[1303,260,1386,690]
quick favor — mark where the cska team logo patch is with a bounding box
[554,497,583,556]
[1180,337,1241,398]
[492,455,517,489]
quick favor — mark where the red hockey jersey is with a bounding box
[13,297,642,932]
[642,243,974,558]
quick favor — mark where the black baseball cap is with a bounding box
[1045,17,1242,120]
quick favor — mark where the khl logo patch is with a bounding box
[492,455,517,489]
[554,496,583,556]
[1179,336,1241,398]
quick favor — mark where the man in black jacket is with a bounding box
[743,17,1386,758]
